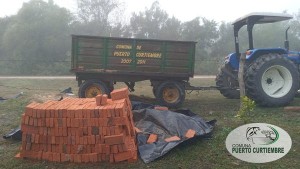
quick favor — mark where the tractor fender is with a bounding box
[246,48,287,62]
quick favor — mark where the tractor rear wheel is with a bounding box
[78,80,110,98]
[216,65,240,99]
[245,54,299,106]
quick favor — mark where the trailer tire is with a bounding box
[155,81,185,108]
[216,65,240,99]
[245,54,299,106]
[78,80,110,98]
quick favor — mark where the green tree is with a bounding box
[181,17,218,74]
[1,0,72,75]
[128,1,181,40]
[74,0,123,36]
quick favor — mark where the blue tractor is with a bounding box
[216,12,300,106]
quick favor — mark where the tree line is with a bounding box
[0,0,300,75]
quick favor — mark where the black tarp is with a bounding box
[131,102,216,163]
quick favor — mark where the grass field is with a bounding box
[0,78,299,169]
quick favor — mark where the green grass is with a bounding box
[0,78,299,169]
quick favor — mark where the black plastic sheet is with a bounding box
[131,101,216,163]
[3,127,22,140]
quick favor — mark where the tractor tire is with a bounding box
[155,81,185,108]
[78,80,110,98]
[216,65,240,99]
[245,53,299,107]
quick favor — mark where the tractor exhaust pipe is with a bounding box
[285,26,290,51]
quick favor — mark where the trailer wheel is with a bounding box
[155,81,185,108]
[216,65,240,99]
[78,80,110,98]
[245,54,299,106]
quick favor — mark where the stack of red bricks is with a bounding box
[16,88,137,163]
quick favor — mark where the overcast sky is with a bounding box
[0,0,299,23]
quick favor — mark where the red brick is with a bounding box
[104,134,124,145]
[66,118,71,127]
[34,134,40,144]
[92,153,98,162]
[62,127,67,137]
[81,154,89,163]
[114,151,133,162]
[82,127,88,136]
[74,154,82,163]
[111,117,127,126]
[90,135,96,144]
[87,127,92,135]
[106,126,111,136]
[114,126,123,135]
[97,154,102,162]
[106,105,112,118]
[81,118,89,127]
[86,145,92,153]
[112,145,119,154]
[147,134,158,144]
[51,136,56,144]
[75,106,83,118]
[37,119,42,127]
[109,154,114,163]
[61,153,69,162]
[134,127,142,133]
[98,106,104,118]
[51,152,60,162]
[48,152,53,161]
[165,136,181,142]
[117,144,124,153]
[110,88,129,101]
[49,118,54,127]
[101,154,106,162]
[69,154,75,163]
[124,137,137,151]
[24,115,30,125]
[96,95,101,106]
[67,106,76,118]
[119,103,127,117]
[185,129,196,138]
[127,151,138,163]
[15,153,22,159]
[72,118,80,128]
[105,145,110,155]
[42,152,49,161]
[154,106,168,111]
[101,95,108,105]
[25,102,39,116]
[98,118,108,126]
[33,118,38,127]
[29,117,34,126]
[113,104,120,117]
[83,136,88,145]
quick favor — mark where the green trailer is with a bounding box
[71,35,197,107]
